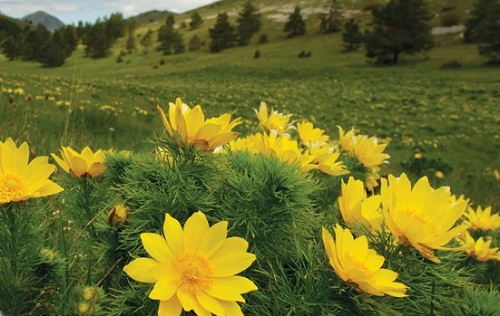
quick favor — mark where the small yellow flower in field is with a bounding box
[297,121,329,149]
[157,98,242,152]
[435,171,445,179]
[51,146,106,179]
[14,88,25,95]
[338,177,383,231]
[0,138,64,204]
[255,101,292,136]
[322,225,408,297]
[414,152,423,159]
[123,212,258,316]
[464,205,500,231]
[381,173,469,263]
[494,169,500,180]
[458,231,500,262]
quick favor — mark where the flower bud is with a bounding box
[108,204,130,227]
[77,301,95,316]
[82,286,100,303]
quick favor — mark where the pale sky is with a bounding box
[0,0,220,24]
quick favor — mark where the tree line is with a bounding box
[0,0,499,67]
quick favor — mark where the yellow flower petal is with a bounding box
[206,276,257,302]
[183,211,210,253]
[158,296,183,316]
[141,233,175,263]
[150,276,182,301]
[196,291,225,316]
[164,213,184,256]
[211,252,256,278]
[219,300,244,316]
[197,221,228,258]
[123,258,157,283]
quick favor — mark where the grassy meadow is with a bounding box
[0,0,499,212]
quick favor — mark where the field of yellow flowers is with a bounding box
[1,41,499,314]
[1,94,499,315]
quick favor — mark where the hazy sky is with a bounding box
[0,0,220,24]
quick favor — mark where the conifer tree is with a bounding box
[464,0,500,64]
[84,19,113,58]
[236,2,261,46]
[364,0,433,64]
[140,28,154,54]
[188,34,201,51]
[22,24,50,61]
[126,19,136,54]
[209,12,236,53]
[319,0,343,33]
[189,11,204,29]
[284,6,306,37]
[342,19,363,51]
[158,15,185,55]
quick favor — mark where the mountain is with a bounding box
[22,10,65,31]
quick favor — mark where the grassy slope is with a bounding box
[0,0,498,208]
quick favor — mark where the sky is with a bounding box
[0,0,220,25]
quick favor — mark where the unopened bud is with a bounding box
[82,286,100,303]
[108,204,130,227]
[77,301,95,316]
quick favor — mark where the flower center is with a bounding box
[174,254,213,294]
[0,174,25,200]
[403,208,428,225]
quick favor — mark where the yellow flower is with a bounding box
[297,121,329,149]
[381,173,468,263]
[434,171,445,179]
[458,231,500,262]
[464,205,500,231]
[254,101,292,136]
[306,145,348,176]
[322,225,408,297]
[338,177,383,231]
[266,133,315,172]
[157,98,241,152]
[51,146,106,179]
[338,126,390,170]
[123,212,258,316]
[0,138,63,203]
[228,133,269,154]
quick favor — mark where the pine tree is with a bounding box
[236,2,261,46]
[189,11,204,30]
[188,34,201,51]
[140,28,154,54]
[342,19,363,51]
[464,0,496,43]
[472,0,500,63]
[84,19,113,58]
[158,15,185,55]
[319,0,343,33]
[126,19,136,54]
[209,12,236,53]
[22,24,50,61]
[364,0,433,64]
[284,6,306,38]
